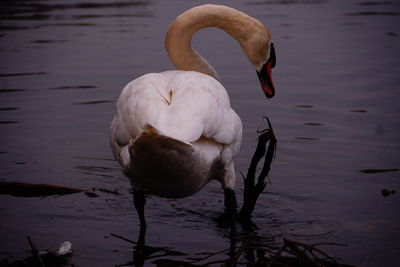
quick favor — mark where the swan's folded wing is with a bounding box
[110,70,242,165]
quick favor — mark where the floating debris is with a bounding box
[381,189,396,197]
[0,89,27,93]
[349,109,367,113]
[0,72,47,77]
[345,11,399,16]
[0,121,19,124]
[294,137,319,141]
[0,181,89,197]
[49,85,97,90]
[0,107,19,111]
[1,237,74,267]
[304,122,324,126]
[73,100,111,105]
[32,40,68,44]
[386,32,397,37]
[359,168,400,174]
[294,104,314,108]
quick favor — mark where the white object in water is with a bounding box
[57,241,72,255]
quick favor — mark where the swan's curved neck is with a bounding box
[165,5,263,81]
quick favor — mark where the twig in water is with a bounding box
[27,236,44,267]
[266,238,352,267]
[110,233,138,245]
[239,116,277,222]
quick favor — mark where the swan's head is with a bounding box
[256,41,276,99]
[242,24,276,98]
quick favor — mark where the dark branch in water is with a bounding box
[110,233,138,245]
[266,238,352,267]
[117,232,354,267]
[0,181,89,197]
[0,182,126,198]
[239,117,277,222]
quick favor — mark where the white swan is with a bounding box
[109,4,276,226]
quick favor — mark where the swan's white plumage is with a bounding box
[110,70,242,194]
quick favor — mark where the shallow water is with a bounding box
[1,0,399,266]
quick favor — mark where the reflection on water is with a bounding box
[1,0,400,266]
[111,223,347,266]
[345,11,400,16]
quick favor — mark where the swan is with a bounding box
[109,4,276,226]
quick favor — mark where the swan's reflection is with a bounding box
[114,225,280,266]
[114,221,347,266]
[113,227,170,267]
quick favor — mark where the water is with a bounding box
[1,0,399,266]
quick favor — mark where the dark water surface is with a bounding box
[1,0,399,266]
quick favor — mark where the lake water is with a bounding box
[1,0,399,266]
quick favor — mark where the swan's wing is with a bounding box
[159,71,241,144]
[110,70,242,167]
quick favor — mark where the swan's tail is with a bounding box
[129,124,193,159]
[140,124,160,136]
[127,124,207,198]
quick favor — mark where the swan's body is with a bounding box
[110,4,276,224]
[110,70,241,197]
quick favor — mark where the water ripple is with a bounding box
[73,100,112,105]
[50,85,97,90]
[0,72,47,77]
[294,137,319,141]
[0,120,20,124]
[0,89,27,93]
[345,11,400,16]
[0,107,19,111]
[294,104,314,108]
[303,122,324,126]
